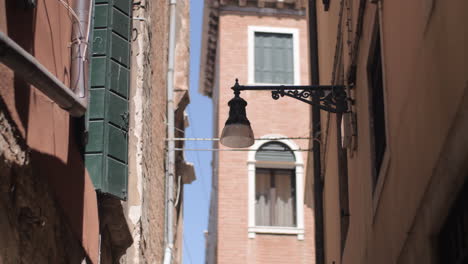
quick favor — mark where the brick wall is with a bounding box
[215,13,315,264]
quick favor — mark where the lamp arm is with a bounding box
[235,84,340,91]
[231,79,349,113]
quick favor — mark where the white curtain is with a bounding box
[255,170,271,226]
[274,170,294,227]
[255,169,295,227]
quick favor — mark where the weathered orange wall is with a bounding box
[215,12,315,264]
[0,0,99,262]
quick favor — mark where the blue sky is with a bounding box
[183,1,211,264]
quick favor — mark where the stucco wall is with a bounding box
[316,0,468,263]
[0,98,87,263]
[215,12,315,264]
[0,0,99,262]
[124,0,168,262]
[124,0,190,263]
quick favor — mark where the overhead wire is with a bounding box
[166,136,313,141]
[58,0,87,55]
[172,122,211,202]
[183,236,194,264]
[174,148,314,152]
[58,0,82,30]
[57,0,91,93]
[185,104,211,203]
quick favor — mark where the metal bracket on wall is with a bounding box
[270,85,348,113]
[232,79,349,114]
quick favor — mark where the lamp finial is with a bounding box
[233,79,241,97]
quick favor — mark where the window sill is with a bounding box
[248,226,304,240]
[246,82,296,86]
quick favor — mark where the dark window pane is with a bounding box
[439,181,468,264]
[369,27,387,187]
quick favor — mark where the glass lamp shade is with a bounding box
[220,123,255,148]
[221,89,255,148]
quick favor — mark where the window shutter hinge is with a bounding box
[120,111,129,134]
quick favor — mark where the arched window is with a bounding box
[255,142,296,227]
[247,137,304,240]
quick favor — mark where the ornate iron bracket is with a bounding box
[231,79,349,113]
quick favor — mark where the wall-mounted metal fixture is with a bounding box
[220,79,349,148]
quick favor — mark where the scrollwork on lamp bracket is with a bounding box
[231,79,349,113]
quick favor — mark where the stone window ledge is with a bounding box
[248,226,304,240]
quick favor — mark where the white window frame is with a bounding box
[247,134,305,240]
[247,26,301,85]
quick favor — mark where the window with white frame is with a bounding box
[254,32,293,84]
[255,168,296,226]
[248,27,300,85]
[248,138,304,240]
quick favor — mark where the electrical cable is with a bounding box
[57,0,89,58]
[174,148,314,152]
[166,136,313,141]
[186,104,211,203]
[183,236,194,264]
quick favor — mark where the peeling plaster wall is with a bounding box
[124,0,152,262]
[0,93,86,264]
[124,0,167,262]
[124,0,190,263]
[137,0,168,262]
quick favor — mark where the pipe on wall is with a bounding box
[0,32,86,117]
[163,0,178,263]
[70,0,92,98]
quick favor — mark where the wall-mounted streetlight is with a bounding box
[220,79,349,148]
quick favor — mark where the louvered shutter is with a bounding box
[85,0,131,200]
[254,32,294,84]
[255,142,296,162]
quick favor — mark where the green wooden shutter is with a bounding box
[254,32,294,84]
[85,0,131,200]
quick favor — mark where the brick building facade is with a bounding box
[200,1,315,263]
